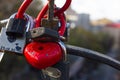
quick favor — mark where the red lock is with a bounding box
[24,42,62,69]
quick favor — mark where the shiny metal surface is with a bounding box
[0,51,4,62]
[43,67,61,79]
[58,41,67,61]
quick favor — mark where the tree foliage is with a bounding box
[67,27,114,53]
[0,0,43,20]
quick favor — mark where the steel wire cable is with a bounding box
[66,45,120,70]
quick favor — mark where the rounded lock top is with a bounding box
[24,42,62,69]
[6,13,34,38]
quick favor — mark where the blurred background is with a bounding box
[0,0,120,80]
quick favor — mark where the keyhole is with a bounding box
[39,47,43,50]
[33,30,36,33]
[7,36,16,43]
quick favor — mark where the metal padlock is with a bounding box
[42,41,69,80]
[0,13,34,54]
[27,27,60,41]
[41,18,59,30]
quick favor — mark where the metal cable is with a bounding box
[66,45,120,70]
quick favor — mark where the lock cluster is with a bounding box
[0,0,72,80]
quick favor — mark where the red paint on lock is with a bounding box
[24,42,62,69]
[16,0,33,19]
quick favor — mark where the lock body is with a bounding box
[6,18,26,37]
[0,13,34,54]
[24,42,62,69]
[0,28,26,54]
[27,27,59,41]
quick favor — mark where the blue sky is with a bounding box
[42,0,120,21]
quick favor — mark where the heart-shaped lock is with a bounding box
[24,42,62,69]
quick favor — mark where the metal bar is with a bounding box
[48,0,54,21]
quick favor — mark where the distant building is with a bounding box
[91,18,112,26]
[66,6,78,28]
[76,13,91,30]
[104,23,120,50]
[90,18,113,33]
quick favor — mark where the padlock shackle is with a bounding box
[16,0,33,19]
[35,3,49,28]
[35,0,71,27]
[54,0,72,16]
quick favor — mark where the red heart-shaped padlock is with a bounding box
[24,42,62,69]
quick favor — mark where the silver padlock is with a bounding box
[0,13,34,54]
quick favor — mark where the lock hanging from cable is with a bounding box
[24,0,71,70]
